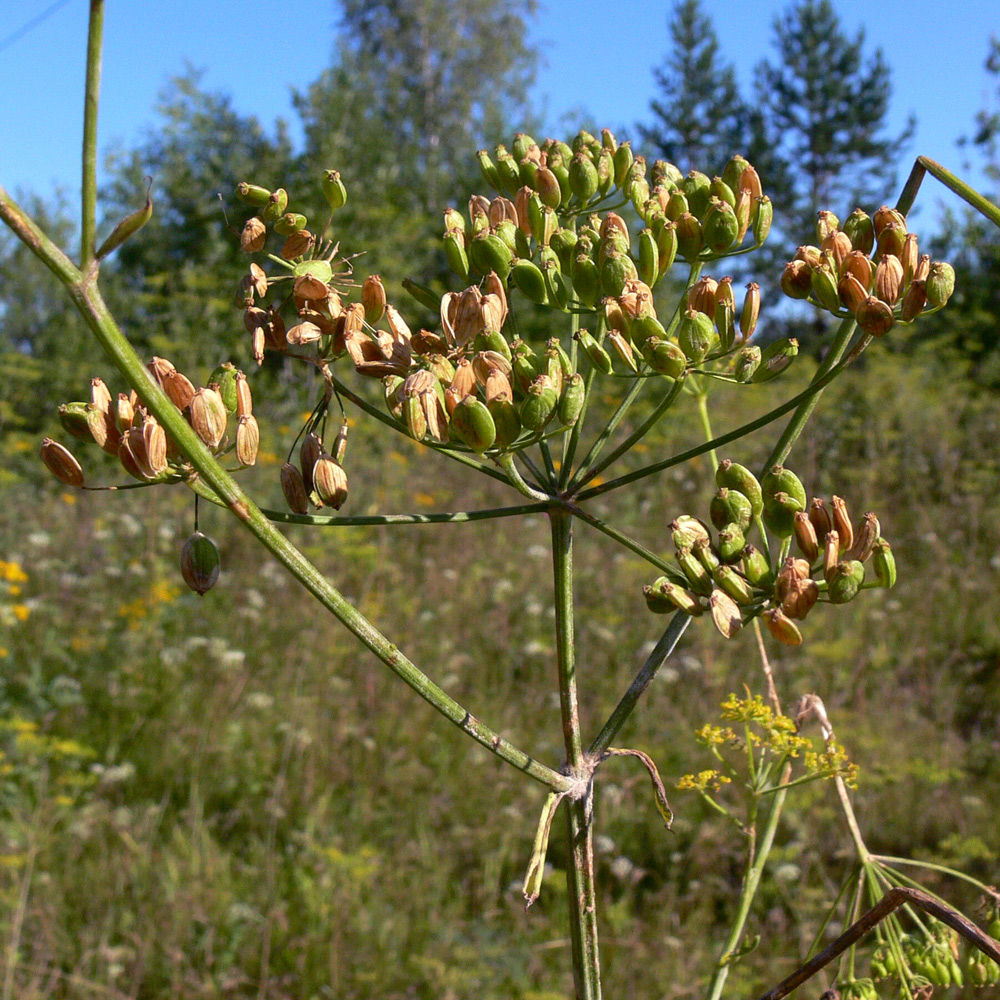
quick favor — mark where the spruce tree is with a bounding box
[753,0,915,248]
[638,0,748,175]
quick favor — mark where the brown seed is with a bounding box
[147,356,176,386]
[874,254,904,305]
[241,217,266,253]
[188,387,227,450]
[856,295,894,337]
[312,454,349,509]
[823,529,840,582]
[764,607,803,646]
[118,433,145,481]
[848,511,880,563]
[821,230,853,272]
[837,273,868,314]
[687,276,719,317]
[300,432,323,494]
[280,229,314,261]
[280,462,309,514]
[900,279,927,322]
[236,414,259,466]
[842,250,874,289]
[142,415,167,475]
[709,590,743,639]
[793,511,819,562]
[163,369,196,410]
[40,438,85,487]
[362,275,387,324]
[234,372,252,418]
[286,320,324,346]
[294,273,328,301]
[249,263,268,298]
[116,392,135,433]
[831,496,854,553]
[780,577,819,620]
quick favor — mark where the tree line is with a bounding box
[1,0,998,467]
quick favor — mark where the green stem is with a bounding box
[696,391,718,474]
[80,0,104,271]
[568,376,647,491]
[873,856,1000,901]
[550,510,602,1000]
[250,503,551,527]
[574,374,687,492]
[0,185,81,286]
[587,612,691,757]
[568,503,680,577]
[498,453,554,502]
[577,350,856,503]
[705,765,791,1000]
[897,156,1000,228]
[539,437,559,486]
[761,317,857,473]
[560,315,598,490]
[516,449,548,490]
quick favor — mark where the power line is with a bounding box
[0,0,75,56]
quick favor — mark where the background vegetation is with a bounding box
[1,1,998,996]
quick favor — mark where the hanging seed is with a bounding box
[313,454,349,509]
[281,462,309,514]
[40,438,85,487]
[180,531,221,595]
[300,432,323,494]
[709,589,743,638]
[764,608,803,646]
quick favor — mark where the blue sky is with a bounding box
[1,0,998,225]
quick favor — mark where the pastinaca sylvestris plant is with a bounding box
[5,4,1000,997]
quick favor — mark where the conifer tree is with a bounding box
[638,0,747,175]
[753,0,915,247]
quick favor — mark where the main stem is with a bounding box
[550,510,601,1000]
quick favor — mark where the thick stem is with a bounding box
[81,0,104,270]
[550,511,602,1000]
